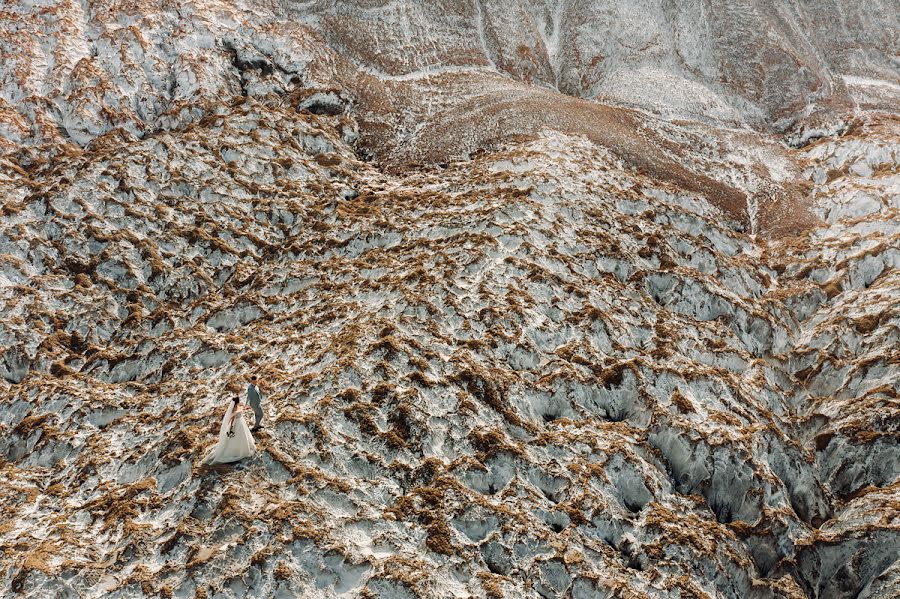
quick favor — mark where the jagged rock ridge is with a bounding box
[0,2,898,598]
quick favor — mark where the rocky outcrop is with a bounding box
[1,100,897,596]
[2,1,896,230]
[0,2,898,598]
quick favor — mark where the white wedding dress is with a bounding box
[201,402,256,465]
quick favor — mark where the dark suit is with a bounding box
[247,384,263,428]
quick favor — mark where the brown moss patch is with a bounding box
[450,364,535,432]
[274,561,293,580]
[477,572,506,598]
[670,390,694,414]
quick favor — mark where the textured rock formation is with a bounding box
[0,2,897,598]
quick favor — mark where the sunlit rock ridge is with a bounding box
[0,1,898,598]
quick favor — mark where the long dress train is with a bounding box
[201,403,256,465]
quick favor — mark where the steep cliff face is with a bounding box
[306,0,898,127]
[5,0,896,236]
[4,0,898,153]
[0,2,898,598]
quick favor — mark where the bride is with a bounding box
[201,397,256,465]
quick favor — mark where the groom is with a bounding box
[247,376,264,432]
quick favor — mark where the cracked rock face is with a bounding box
[0,2,898,599]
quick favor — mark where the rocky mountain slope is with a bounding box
[1,1,898,598]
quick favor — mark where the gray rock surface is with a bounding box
[0,2,898,598]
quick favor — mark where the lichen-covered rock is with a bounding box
[0,2,898,598]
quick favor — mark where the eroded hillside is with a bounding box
[0,1,898,598]
[1,101,897,597]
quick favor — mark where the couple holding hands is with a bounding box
[201,376,265,465]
